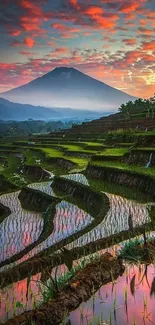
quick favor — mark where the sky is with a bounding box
[0,0,155,98]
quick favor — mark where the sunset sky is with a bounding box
[0,0,155,98]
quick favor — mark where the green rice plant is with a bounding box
[124,286,128,304]
[41,254,99,304]
[90,159,155,177]
[119,238,143,262]
[109,311,112,325]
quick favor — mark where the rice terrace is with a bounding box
[0,0,155,323]
[0,95,155,325]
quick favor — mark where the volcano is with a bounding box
[1,67,136,111]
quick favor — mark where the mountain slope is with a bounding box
[1,67,136,110]
[0,98,60,121]
[67,112,155,134]
[0,98,106,121]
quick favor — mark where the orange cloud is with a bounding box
[54,47,70,54]
[20,0,44,17]
[84,6,119,29]
[52,23,66,32]
[24,37,35,48]
[142,40,155,51]
[9,30,21,37]
[122,39,137,45]
[17,0,47,36]
[20,16,42,31]
[119,1,140,13]
[20,50,37,56]
[51,23,81,39]
[69,0,80,9]
[85,6,104,16]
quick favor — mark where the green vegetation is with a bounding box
[1,103,155,324]
[1,130,155,187]
[0,120,82,137]
[98,148,128,156]
[119,96,155,119]
[41,254,99,303]
[90,160,155,177]
[87,178,153,203]
[119,236,155,264]
[119,238,143,262]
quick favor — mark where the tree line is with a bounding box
[0,120,82,137]
[118,94,155,119]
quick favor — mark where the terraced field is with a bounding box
[1,133,155,325]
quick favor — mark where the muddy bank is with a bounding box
[124,150,155,167]
[64,151,92,159]
[119,237,155,264]
[136,135,155,147]
[4,253,125,325]
[18,187,60,212]
[52,177,107,216]
[0,202,11,224]
[23,165,50,181]
[84,145,106,151]
[0,192,61,269]
[47,157,77,171]
[87,176,153,203]
[91,155,122,162]
[0,182,109,288]
[0,175,17,193]
[85,164,155,199]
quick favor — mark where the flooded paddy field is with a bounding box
[0,134,155,324]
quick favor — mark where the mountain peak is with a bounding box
[53,66,75,72]
[1,67,136,110]
[39,66,79,81]
[48,66,78,76]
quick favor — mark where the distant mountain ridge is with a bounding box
[1,67,136,110]
[0,97,106,121]
[0,98,59,121]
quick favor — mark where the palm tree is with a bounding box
[118,103,126,114]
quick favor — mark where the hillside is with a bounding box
[1,67,136,110]
[0,98,59,121]
[66,112,155,135]
[68,114,155,135]
[0,97,104,121]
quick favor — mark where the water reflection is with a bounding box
[0,273,40,323]
[63,173,89,186]
[69,264,155,325]
[0,192,43,263]
[0,187,93,271]
[28,181,55,196]
[21,200,93,260]
[1,257,155,324]
[1,174,155,324]
[27,177,93,254]
[66,193,152,250]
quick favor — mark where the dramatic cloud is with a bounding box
[142,40,155,51]
[0,0,154,97]
[24,37,35,48]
